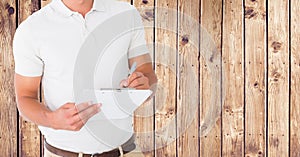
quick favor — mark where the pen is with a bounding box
[122,62,137,88]
[128,62,137,77]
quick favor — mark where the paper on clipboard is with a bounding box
[79,89,152,120]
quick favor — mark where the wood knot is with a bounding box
[5,3,14,15]
[164,108,175,118]
[209,49,218,62]
[141,10,154,21]
[167,108,174,115]
[271,138,280,148]
[8,7,15,15]
[181,35,189,45]
[145,11,154,18]
[272,70,281,82]
[245,7,257,19]
[271,41,282,53]
[254,82,259,88]
[261,12,266,18]
[142,0,148,4]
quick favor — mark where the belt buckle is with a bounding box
[91,153,100,157]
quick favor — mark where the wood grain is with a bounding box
[290,0,300,156]
[17,0,41,156]
[41,0,51,8]
[222,0,244,156]
[267,0,290,156]
[244,0,266,156]
[177,0,200,156]
[154,0,177,156]
[0,0,18,155]
[0,0,18,156]
[18,0,39,22]
[119,0,131,4]
[199,0,222,156]
[132,0,155,156]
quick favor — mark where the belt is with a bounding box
[45,135,136,157]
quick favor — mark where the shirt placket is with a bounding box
[73,13,90,38]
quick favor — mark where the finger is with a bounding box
[77,103,101,122]
[68,113,83,126]
[128,72,143,85]
[61,102,75,109]
[68,115,84,131]
[136,77,149,89]
[119,79,128,87]
[69,104,101,130]
[128,77,149,88]
[75,101,91,112]
[68,106,79,116]
[61,103,79,116]
[70,102,92,117]
[134,83,150,89]
[128,79,142,88]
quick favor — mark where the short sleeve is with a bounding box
[13,22,44,77]
[128,8,149,59]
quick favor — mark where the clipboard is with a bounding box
[78,89,152,120]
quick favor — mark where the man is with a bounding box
[13,0,157,156]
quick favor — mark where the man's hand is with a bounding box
[50,102,101,131]
[14,73,102,131]
[120,72,150,89]
[119,54,157,90]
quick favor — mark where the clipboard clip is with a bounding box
[99,88,135,91]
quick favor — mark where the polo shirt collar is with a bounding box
[92,0,106,12]
[52,0,105,17]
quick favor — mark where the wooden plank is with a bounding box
[119,0,132,4]
[133,0,154,52]
[199,0,222,156]
[244,0,266,156]
[41,0,51,8]
[290,0,300,156]
[0,0,18,156]
[177,0,200,156]
[132,0,155,156]
[154,0,177,156]
[17,0,41,156]
[18,0,39,22]
[267,1,289,156]
[19,121,41,157]
[222,0,244,156]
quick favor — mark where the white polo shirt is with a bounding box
[13,0,149,154]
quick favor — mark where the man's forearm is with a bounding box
[17,97,53,128]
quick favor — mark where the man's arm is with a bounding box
[14,74,101,131]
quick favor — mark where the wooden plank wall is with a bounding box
[0,0,299,157]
